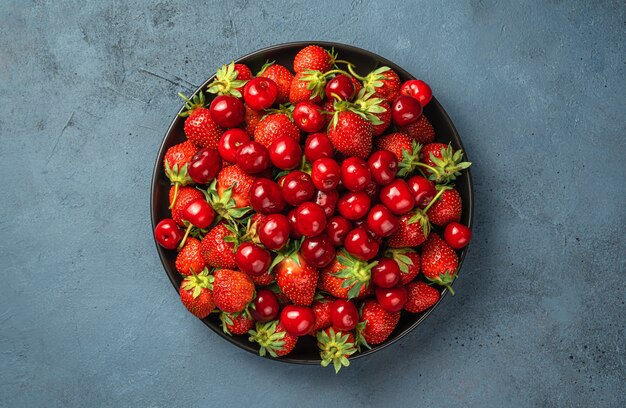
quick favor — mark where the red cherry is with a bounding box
[304,133,334,162]
[364,180,379,200]
[250,178,286,214]
[371,258,401,288]
[300,234,336,268]
[375,285,408,312]
[315,189,339,218]
[280,305,316,337]
[235,242,272,276]
[250,289,281,322]
[326,216,352,247]
[188,148,222,184]
[379,179,415,215]
[258,214,290,250]
[325,74,355,101]
[281,171,315,206]
[182,198,215,229]
[391,95,423,127]
[311,158,341,191]
[330,299,359,331]
[444,222,472,249]
[209,95,245,128]
[292,101,326,133]
[236,141,270,174]
[407,176,437,208]
[287,208,302,239]
[367,150,398,185]
[218,129,250,164]
[366,204,399,237]
[337,191,371,220]
[400,79,432,106]
[243,77,278,110]
[295,202,327,237]
[269,135,302,170]
[344,226,380,261]
[341,157,371,192]
[154,218,184,250]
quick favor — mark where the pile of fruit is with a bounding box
[154,45,472,373]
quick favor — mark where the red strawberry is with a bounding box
[175,237,206,276]
[275,254,319,306]
[421,233,458,293]
[318,252,376,300]
[250,270,274,286]
[293,45,335,73]
[258,63,294,104]
[179,269,214,318]
[179,92,223,149]
[220,311,255,335]
[216,164,255,208]
[356,299,400,346]
[163,141,200,206]
[169,186,204,226]
[387,211,430,248]
[399,115,435,144]
[385,248,421,285]
[362,67,401,102]
[207,62,250,98]
[426,188,462,226]
[350,76,363,97]
[420,143,471,184]
[372,101,391,136]
[404,281,440,313]
[308,297,333,334]
[212,268,255,313]
[375,132,412,161]
[234,63,253,80]
[289,71,325,104]
[244,104,263,135]
[248,320,298,357]
[316,327,357,373]
[200,223,237,268]
[253,113,300,149]
[328,111,374,158]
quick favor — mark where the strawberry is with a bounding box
[258,62,294,104]
[212,268,255,313]
[207,62,250,98]
[220,311,255,335]
[356,299,400,346]
[248,320,298,357]
[179,269,214,318]
[293,45,335,73]
[216,164,255,208]
[179,92,223,149]
[421,233,458,294]
[318,251,376,299]
[250,270,275,286]
[387,210,430,248]
[275,254,319,306]
[420,143,471,184]
[169,186,204,226]
[399,115,435,144]
[426,187,462,226]
[253,113,300,149]
[163,141,199,207]
[385,248,421,285]
[244,104,263,135]
[375,132,412,161]
[289,71,325,104]
[175,237,206,276]
[350,76,363,97]
[360,67,401,103]
[308,297,333,334]
[316,327,357,373]
[200,222,237,268]
[372,101,391,136]
[404,281,440,313]
[328,110,374,159]
[234,63,253,80]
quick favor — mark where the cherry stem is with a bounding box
[414,162,439,174]
[446,284,456,296]
[169,183,180,209]
[322,69,350,78]
[422,186,447,213]
[346,64,366,81]
[178,223,193,250]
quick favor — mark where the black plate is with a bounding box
[151,41,474,364]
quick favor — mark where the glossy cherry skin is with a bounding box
[243,77,278,110]
[311,158,341,191]
[209,95,245,128]
[300,234,336,268]
[287,208,302,239]
[400,79,432,106]
[375,285,408,312]
[344,227,380,261]
[218,129,250,164]
[235,242,272,276]
[188,148,222,184]
[330,299,359,331]
[182,198,215,229]
[280,305,316,337]
[407,175,437,208]
[154,218,184,250]
[236,141,270,174]
[281,171,315,206]
[391,95,423,127]
[258,214,290,250]
[379,179,415,215]
[304,133,334,162]
[326,216,352,247]
[337,191,371,220]
[315,189,339,218]
[444,222,472,249]
[367,150,398,185]
[366,204,399,237]
[371,258,401,288]
[250,178,286,214]
[295,202,327,237]
[269,135,302,170]
[341,157,371,192]
[250,289,280,322]
[325,74,355,101]
[292,101,325,133]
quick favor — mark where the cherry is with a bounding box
[154,218,184,250]
[330,299,359,331]
[218,129,250,164]
[258,214,290,250]
[243,77,278,110]
[315,189,339,217]
[407,175,437,208]
[280,305,316,336]
[341,157,371,192]
[364,180,379,200]
[292,101,326,133]
[281,171,315,206]
[379,179,415,215]
[325,74,355,101]
[235,242,272,276]
[287,208,302,239]
[375,285,408,312]
[209,95,245,128]
[295,202,327,237]
[400,79,432,106]
[371,258,401,288]
[337,191,371,220]
[391,95,423,127]
[188,148,222,184]
[326,216,352,247]
[236,141,270,174]
[250,178,286,214]
[304,133,334,162]
[366,204,399,237]
[367,150,398,185]
[311,158,341,191]
[269,135,302,170]
[250,289,280,322]
[182,198,215,229]
[301,234,336,268]
[344,226,380,261]
[444,222,472,249]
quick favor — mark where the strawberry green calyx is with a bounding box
[354,315,370,352]
[397,141,423,177]
[348,65,390,93]
[406,209,431,238]
[385,248,417,274]
[300,69,328,100]
[263,104,294,121]
[426,270,457,296]
[317,328,357,374]
[248,320,287,358]
[201,180,252,225]
[334,250,378,299]
[181,268,214,298]
[256,60,275,76]
[268,240,300,273]
[421,185,450,214]
[178,91,206,117]
[351,89,387,125]
[420,144,472,184]
[207,62,248,98]
[164,161,193,190]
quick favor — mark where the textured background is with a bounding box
[0,0,624,407]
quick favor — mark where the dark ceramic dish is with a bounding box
[151,41,473,364]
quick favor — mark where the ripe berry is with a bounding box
[391,95,423,127]
[250,289,280,322]
[155,218,184,250]
[326,216,352,247]
[292,101,326,133]
[295,202,327,237]
[407,176,436,208]
[344,226,380,261]
[182,198,215,229]
[367,150,398,185]
[341,157,371,192]
[269,135,302,170]
[337,191,371,220]
[301,234,336,268]
[371,258,401,288]
[325,74,355,101]
[330,299,359,331]
[235,242,272,276]
[236,141,270,174]
[311,158,341,191]
[444,222,472,249]
[366,204,399,237]
[375,285,408,312]
[218,129,250,164]
[379,179,415,215]
[304,133,334,162]
[400,79,432,106]
[209,95,245,128]
[315,189,339,218]
[259,214,290,250]
[281,171,315,206]
[250,178,286,214]
[280,305,316,337]
[188,148,222,184]
[244,77,278,110]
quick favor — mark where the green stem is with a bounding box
[334,59,353,66]
[177,223,193,250]
[346,64,366,81]
[422,187,447,213]
[169,183,179,209]
[322,69,350,78]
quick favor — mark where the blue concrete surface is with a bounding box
[0,0,624,406]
